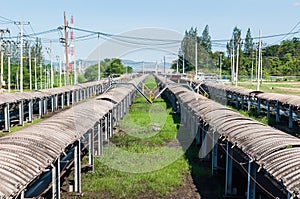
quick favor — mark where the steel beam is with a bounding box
[4,103,10,132]
[246,160,256,199]
[225,141,233,196]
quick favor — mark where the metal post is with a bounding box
[267,100,270,120]
[289,105,293,128]
[276,101,280,122]
[57,156,61,199]
[247,160,256,199]
[97,121,103,156]
[109,111,113,137]
[225,141,233,196]
[43,98,47,115]
[74,140,81,193]
[4,103,10,132]
[19,100,24,126]
[88,130,94,172]
[212,131,218,175]
[105,114,108,141]
[67,92,70,107]
[51,96,54,112]
[39,99,43,118]
[52,160,57,199]
[257,98,261,115]
[28,99,33,123]
[61,94,64,109]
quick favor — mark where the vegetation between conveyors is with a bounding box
[80,77,190,198]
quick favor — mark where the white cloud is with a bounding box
[292,1,300,7]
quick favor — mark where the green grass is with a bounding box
[0,118,44,137]
[81,94,190,198]
[143,75,157,89]
[237,81,300,95]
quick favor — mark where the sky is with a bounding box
[0,0,299,63]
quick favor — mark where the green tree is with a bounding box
[200,25,212,53]
[244,28,253,55]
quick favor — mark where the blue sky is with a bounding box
[0,0,300,62]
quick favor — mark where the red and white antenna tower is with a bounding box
[69,15,77,84]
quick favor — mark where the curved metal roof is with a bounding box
[154,74,300,195]
[0,75,148,198]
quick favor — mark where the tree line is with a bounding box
[172,26,300,78]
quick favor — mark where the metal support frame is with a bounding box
[257,98,261,115]
[51,96,54,112]
[28,99,33,123]
[97,121,103,157]
[212,131,218,175]
[71,91,75,105]
[289,105,293,128]
[67,92,70,107]
[88,130,94,172]
[225,141,233,196]
[267,100,270,119]
[55,95,58,111]
[39,98,43,118]
[246,159,256,199]
[61,94,64,109]
[4,103,10,132]
[276,101,280,122]
[74,140,81,193]
[109,111,113,137]
[52,156,61,199]
[235,95,239,109]
[18,100,24,126]
[43,98,47,115]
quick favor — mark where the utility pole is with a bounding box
[163,56,165,74]
[232,47,235,82]
[195,38,198,76]
[15,21,30,92]
[34,57,37,90]
[219,53,222,80]
[182,53,185,74]
[257,31,262,91]
[98,34,101,81]
[50,40,53,88]
[235,39,241,87]
[29,44,32,90]
[176,57,179,74]
[6,40,12,92]
[251,48,254,83]
[63,11,69,85]
[0,29,9,90]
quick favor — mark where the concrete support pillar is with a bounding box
[19,100,24,126]
[246,160,256,199]
[288,105,293,128]
[88,130,94,172]
[28,99,33,123]
[4,103,10,132]
[225,141,233,196]
[74,140,81,193]
[212,131,218,175]
[276,101,280,123]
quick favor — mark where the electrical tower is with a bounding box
[69,15,77,84]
